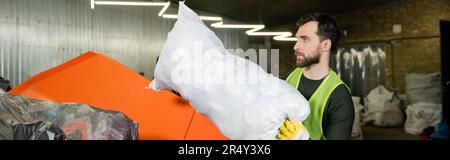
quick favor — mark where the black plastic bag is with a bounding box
[0,77,11,92]
[0,120,66,140]
[0,93,138,140]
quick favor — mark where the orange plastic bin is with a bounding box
[9,51,228,140]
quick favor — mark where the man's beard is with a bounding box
[296,51,320,68]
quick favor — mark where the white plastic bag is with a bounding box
[363,85,404,127]
[404,103,442,135]
[150,3,310,140]
[351,97,363,139]
[405,73,442,104]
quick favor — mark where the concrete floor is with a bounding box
[361,125,421,140]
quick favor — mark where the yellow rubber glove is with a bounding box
[276,119,306,140]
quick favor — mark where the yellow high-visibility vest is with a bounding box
[286,67,350,140]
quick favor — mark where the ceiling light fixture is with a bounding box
[163,14,223,21]
[211,21,296,41]
[90,0,297,41]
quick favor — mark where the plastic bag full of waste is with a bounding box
[150,3,310,140]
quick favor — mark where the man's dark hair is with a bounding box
[296,13,340,52]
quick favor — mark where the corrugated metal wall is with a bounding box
[0,0,249,87]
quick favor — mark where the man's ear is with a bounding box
[321,39,332,51]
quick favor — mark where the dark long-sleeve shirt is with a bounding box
[298,74,354,140]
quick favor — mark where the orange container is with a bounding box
[9,51,228,140]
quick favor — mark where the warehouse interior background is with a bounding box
[0,0,449,140]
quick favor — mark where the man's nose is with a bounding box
[293,42,301,51]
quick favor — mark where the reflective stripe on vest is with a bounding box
[286,67,350,140]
